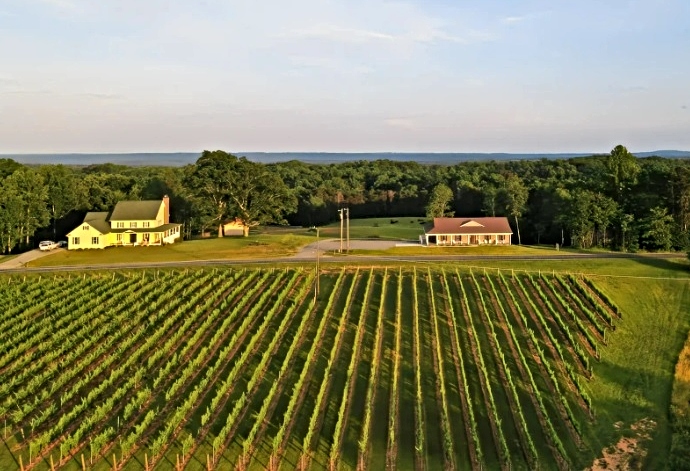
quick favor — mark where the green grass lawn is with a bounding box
[28,234,314,267]
[0,254,17,265]
[320,216,428,240]
[348,244,576,257]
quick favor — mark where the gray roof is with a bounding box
[109,200,162,221]
[83,212,111,234]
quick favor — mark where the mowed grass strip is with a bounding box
[27,234,314,267]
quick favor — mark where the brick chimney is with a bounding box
[163,195,170,224]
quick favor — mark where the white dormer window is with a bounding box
[116,222,124,228]
[143,222,150,228]
[130,222,137,228]
[459,220,484,227]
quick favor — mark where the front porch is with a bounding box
[423,233,511,246]
[112,226,180,247]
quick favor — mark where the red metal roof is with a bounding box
[425,217,513,235]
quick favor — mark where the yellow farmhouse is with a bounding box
[66,196,181,250]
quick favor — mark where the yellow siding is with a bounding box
[66,224,107,250]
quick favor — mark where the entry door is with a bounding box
[130,233,137,244]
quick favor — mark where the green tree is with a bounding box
[40,165,85,239]
[643,206,674,251]
[590,193,618,247]
[0,180,23,253]
[606,144,640,201]
[425,183,454,218]
[187,151,296,237]
[4,168,49,247]
[502,174,528,245]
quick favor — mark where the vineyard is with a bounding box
[0,266,621,470]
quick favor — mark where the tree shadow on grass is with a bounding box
[630,256,690,276]
[583,359,672,470]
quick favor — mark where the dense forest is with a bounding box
[1,145,689,254]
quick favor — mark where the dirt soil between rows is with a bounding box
[589,418,656,470]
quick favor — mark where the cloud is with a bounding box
[283,23,492,46]
[33,0,78,11]
[286,25,397,43]
[501,16,528,24]
[499,11,548,25]
[287,55,371,76]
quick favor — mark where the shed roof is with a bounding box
[109,200,162,221]
[425,217,513,235]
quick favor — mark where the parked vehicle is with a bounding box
[38,241,59,251]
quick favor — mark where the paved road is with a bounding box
[0,248,66,270]
[0,241,685,274]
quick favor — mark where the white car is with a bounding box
[39,240,59,251]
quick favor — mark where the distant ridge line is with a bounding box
[3,150,690,166]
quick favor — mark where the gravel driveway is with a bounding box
[0,248,65,270]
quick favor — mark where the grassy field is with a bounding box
[349,244,576,256]
[27,234,313,267]
[2,261,688,470]
[320,216,427,240]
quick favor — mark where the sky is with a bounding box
[0,0,689,153]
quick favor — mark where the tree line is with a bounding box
[1,145,689,254]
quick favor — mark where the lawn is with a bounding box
[348,244,576,257]
[27,234,314,267]
[320,216,428,240]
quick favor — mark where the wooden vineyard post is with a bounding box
[81,454,86,470]
[113,453,118,470]
[207,453,212,470]
[19,455,23,471]
[145,453,149,471]
[51,455,55,471]
[176,454,181,471]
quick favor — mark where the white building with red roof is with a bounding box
[423,217,513,246]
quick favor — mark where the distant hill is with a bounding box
[3,150,689,166]
[635,150,690,158]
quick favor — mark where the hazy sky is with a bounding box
[1,0,689,153]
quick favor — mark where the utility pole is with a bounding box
[338,208,344,253]
[345,207,350,252]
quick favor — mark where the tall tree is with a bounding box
[425,183,454,218]
[187,151,296,237]
[4,168,49,247]
[606,144,640,201]
[643,207,674,251]
[40,165,85,239]
[228,159,297,236]
[502,174,528,245]
[0,180,23,253]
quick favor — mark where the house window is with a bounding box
[143,222,150,228]
[116,234,122,242]
[499,235,505,242]
[82,225,89,231]
[91,237,99,245]
[116,222,124,228]
[72,237,80,245]
[130,222,137,228]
